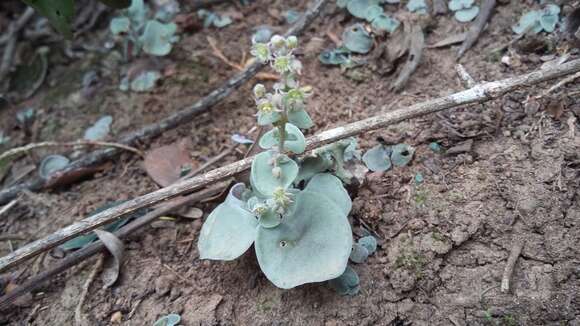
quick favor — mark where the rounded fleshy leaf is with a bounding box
[258,124,306,154]
[251,151,298,196]
[342,23,373,54]
[454,6,479,22]
[39,155,70,179]
[141,20,177,56]
[512,11,542,35]
[358,235,378,254]
[391,144,415,167]
[295,154,333,184]
[288,109,314,129]
[153,314,181,326]
[22,0,74,38]
[406,0,428,14]
[329,266,360,296]
[346,0,381,19]
[198,183,258,260]
[540,6,560,33]
[448,0,474,11]
[257,111,282,126]
[255,191,353,289]
[362,144,392,172]
[371,14,400,33]
[365,5,384,22]
[110,17,131,35]
[258,208,282,228]
[349,243,369,263]
[304,173,352,216]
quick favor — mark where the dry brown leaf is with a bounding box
[144,139,193,187]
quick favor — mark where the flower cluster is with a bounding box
[251,35,313,130]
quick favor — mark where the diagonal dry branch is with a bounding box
[0,0,329,205]
[1,58,580,273]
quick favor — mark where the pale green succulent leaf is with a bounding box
[110,17,131,35]
[329,265,360,295]
[512,10,542,34]
[304,173,352,216]
[391,143,414,167]
[349,243,369,263]
[362,144,391,172]
[251,151,298,196]
[406,0,428,14]
[454,6,479,22]
[342,23,373,54]
[371,14,400,33]
[198,183,258,260]
[258,124,306,154]
[358,235,378,254]
[257,111,282,126]
[448,0,474,11]
[364,4,384,22]
[295,154,333,184]
[255,191,353,289]
[287,109,314,129]
[140,20,177,56]
[346,0,381,19]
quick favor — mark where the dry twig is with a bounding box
[457,0,496,59]
[2,58,580,274]
[455,64,476,88]
[74,255,104,325]
[0,140,144,162]
[501,238,524,293]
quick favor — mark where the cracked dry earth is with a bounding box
[1,0,580,325]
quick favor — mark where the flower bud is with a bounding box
[253,84,266,98]
[270,35,286,49]
[286,35,298,49]
[271,166,282,178]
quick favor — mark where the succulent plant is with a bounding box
[198,35,360,290]
[109,0,179,58]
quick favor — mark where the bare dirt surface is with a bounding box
[1,0,580,325]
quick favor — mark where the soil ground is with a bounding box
[1,0,580,325]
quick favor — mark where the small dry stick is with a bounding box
[457,0,496,59]
[391,24,425,92]
[501,239,524,293]
[455,64,476,88]
[0,140,144,162]
[0,199,18,218]
[2,57,580,274]
[0,7,35,80]
[75,255,104,325]
[536,71,580,99]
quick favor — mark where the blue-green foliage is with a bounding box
[153,314,181,326]
[109,0,179,57]
[198,36,358,289]
[362,143,414,171]
[512,4,560,34]
[448,0,480,22]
